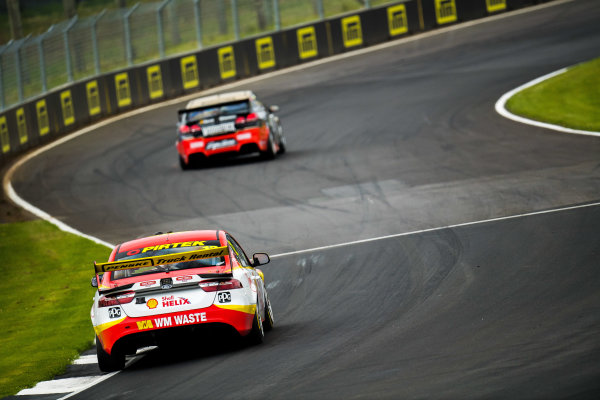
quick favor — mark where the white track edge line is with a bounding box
[495,67,600,137]
[54,372,118,400]
[54,351,146,399]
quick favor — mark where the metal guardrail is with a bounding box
[0,0,395,111]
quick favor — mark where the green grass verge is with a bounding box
[506,57,600,132]
[0,220,110,398]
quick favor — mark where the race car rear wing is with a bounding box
[177,100,250,119]
[94,246,229,274]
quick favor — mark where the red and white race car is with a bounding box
[90,230,274,371]
[176,90,286,169]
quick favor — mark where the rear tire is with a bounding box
[247,308,265,345]
[96,336,125,372]
[179,155,190,170]
[277,127,286,155]
[263,297,274,332]
[260,132,277,160]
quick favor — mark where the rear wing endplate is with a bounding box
[94,246,229,274]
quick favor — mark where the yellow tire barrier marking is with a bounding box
[115,73,132,107]
[36,99,50,136]
[218,46,236,79]
[342,15,363,48]
[86,80,101,116]
[61,90,75,126]
[181,55,199,89]
[256,37,276,70]
[297,26,318,59]
[435,0,457,25]
[147,65,164,100]
[388,5,409,37]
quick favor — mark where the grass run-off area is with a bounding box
[506,57,600,132]
[0,220,110,398]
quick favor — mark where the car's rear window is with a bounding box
[183,100,250,123]
[112,241,225,280]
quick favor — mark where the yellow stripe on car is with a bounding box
[93,317,126,336]
[215,304,256,315]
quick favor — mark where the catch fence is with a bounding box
[0,0,392,110]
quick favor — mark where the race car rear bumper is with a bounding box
[177,127,269,161]
[95,304,256,355]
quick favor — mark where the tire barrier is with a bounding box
[0,0,549,167]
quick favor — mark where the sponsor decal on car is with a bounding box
[108,307,122,319]
[121,241,213,257]
[162,296,191,307]
[137,320,154,330]
[201,122,236,136]
[206,139,237,150]
[137,312,208,330]
[147,298,158,309]
[140,241,211,254]
[217,292,232,303]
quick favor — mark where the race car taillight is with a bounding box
[179,124,201,134]
[245,113,259,126]
[199,279,243,292]
[235,113,259,128]
[98,291,135,307]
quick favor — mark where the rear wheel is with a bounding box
[179,155,190,170]
[260,132,277,160]
[263,297,274,332]
[247,308,264,345]
[96,336,125,372]
[277,127,286,155]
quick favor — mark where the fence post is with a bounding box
[273,0,280,31]
[124,3,140,66]
[194,0,202,49]
[63,16,78,83]
[231,0,240,40]
[0,41,12,110]
[91,9,106,75]
[38,27,53,92]
[317,0,324,20]
[15,35,31,102]
[157,0,172,59]
[364,0,371,8]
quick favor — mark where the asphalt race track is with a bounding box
[10,0,600,398]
